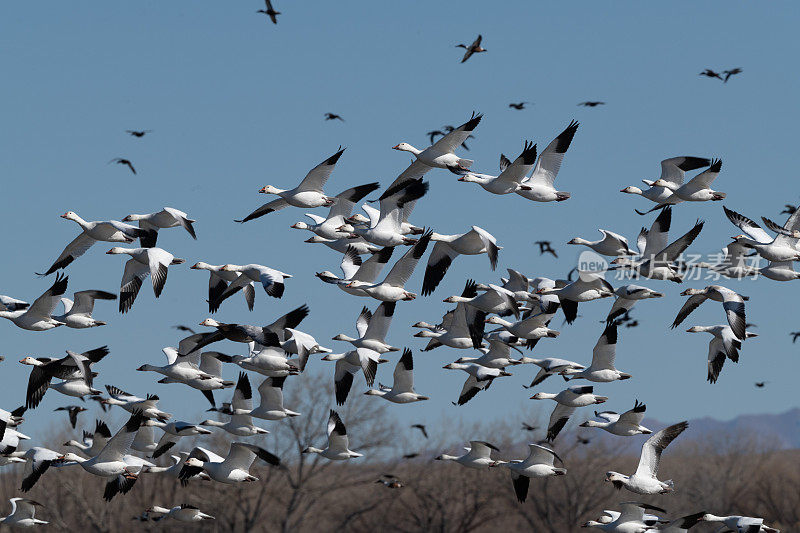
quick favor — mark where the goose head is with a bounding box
[347,213,370,225]
[61,211,80,221]
[567,237,589,245]
[259,185,281,195]
[392,142,415,153]
[200,318,222,327]
[220,264,241,272]
[686,326,706,333]
[315,271,339,282]
[651,178,671,188]
[680,288,704,296]
[57,452,85,463]
[457,173,481,183]
[105,247,129,255]
[619,186,642,195]
[604,471,627,489]
[184,457,204,468]
[19,356,45,366]
[190,262,211,270]
[121,214,144,221]
[290,222,309,230]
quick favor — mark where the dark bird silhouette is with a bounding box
[521,423,537,432]
[125,130,151,138]
[508,102,530,110]
[109,158,136,175]
[722,68,743,83]
[256,0,280,24]
[534,241,558,258]
[402,452,420,459]
[456,34,486,63]
[426,129,446,144]
[576,435,591,445]
[699,69,724,80]
[781,204,797,215]
[173,325,196,334]
[411,424,428,439]
[755,381,768,388]
[744,322,757,329]
[578,101,605,107]
[375,474,404,489]
[791,332,800,343]
[625,319,639,328]
[324,113,344,122]
[54,405,87,428]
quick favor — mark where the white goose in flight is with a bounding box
[580,400,652,436]
[365,349,429,403]
[38,211,149,276]
[322,347,382,406]
[122,206,197,247]
[246,376,300,421]
[605,421,688,494]
[492,444,566,503]
[146,504,215,523]
[605,284,663,324]
[640,159,725,214]
[699,514,780,533]
[290,182,380,240]
[213,263,292,307]
[333,302,399,353]
[562,323,632,382]
[0,498,48,528]
[531,385,608,407]
[568,229,638,256]
[514,120,579,202]
[621,155,711,205]
[686,325,757,383]
[456,140,538,194]
[670,285,748,340]
[582,502,668,531]
[724,205,800,262]
[435,440,499,469]
[179,442,281,484]
[443,362,511,406]
[189,262,256,313]
[421,226,500,296]
[302,410,363,460]
[52,289,116,328]
[393,113,482,173]
[316,247,395,297]
[536,271,614,324]
[521,356,585,388]
[236,147,345,223]
[106,247,185,313]
[200,373,268,436]
[0,274,68,331]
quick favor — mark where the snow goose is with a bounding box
[393,113,482,173]
[443,280,520,319]
[189,262,255,313]
[146,504,215,523]
[521,357,585,388]
[57,411,151,501]
[415,288,479,351]
[0,422,30,455]
[21,346,109,409]
[179,442,281,484]
[443,363,511,405]
[322,347,382,405]
[537,271,614,324]
[492,444,566,503]
[346,231,432,301]
[103,386,171,421]
[316,246,395,296]
[0,295,28,312]
[456,141,538,195]
[611,207,704,283]
[228,345,300,379]
[212,263,292,308]
[20,447,63,492]
[568,230,638,257]
[699,514,779,533]
[757,260,800,281]
[605,421,688,494]
[434,440,499,469]
[122,207,196,247]
[605,285,663,324]
[421,226,500,295]
[580,400,652,436]
[53,405,87,428]
[531,385,608,407]
[455,331,524,369]
[200,373,268,436]
[0,407,25,428]
[38,211,149,276]
[246,376,300,421]
[302,409,363,460]
[149,422,212,459]
[185,304,310,355]
[0,274,68,331]
[236,147,345,223]
[566,324,631,382]
[582,502,668,531]
[136,346,215,383]
[724,205,800,262]
[342,178,429,247]
[515,120,579,202]
[64,419,111,458]
[365,349,429,403]
[671,285,748,340]
[305,234,381,255]
[290,182,380,240]
[593,508,664,528]
[105,246,184,313]
[131,419,161,454]
[485,312,560,348]
[333,302,399,353]
[0,498,48,527]
[621,156,711,205]
[686,325,757,383]
[52,289,116,328]
[638,160,725,214]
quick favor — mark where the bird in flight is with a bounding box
[173,324,196,334]
[109,158,136,175]
[126,130,151,138]
[508,102,530,110]
[722,68,743,83]
[791,332,800,343]
[578,101,605,107]
[456,34,486,63]
[576,435,591,445]
[754,381,768,388]
[534,241,558,258]
[781,204,797,215]
[699,68,724,80]
[324,113,344,122]
[411,424,428,439]
[256,0,280,24]
[521,423,537,432]
[402,452,419,459]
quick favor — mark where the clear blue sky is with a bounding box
[1,1,798,441]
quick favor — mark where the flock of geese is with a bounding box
[0,111,786,531]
